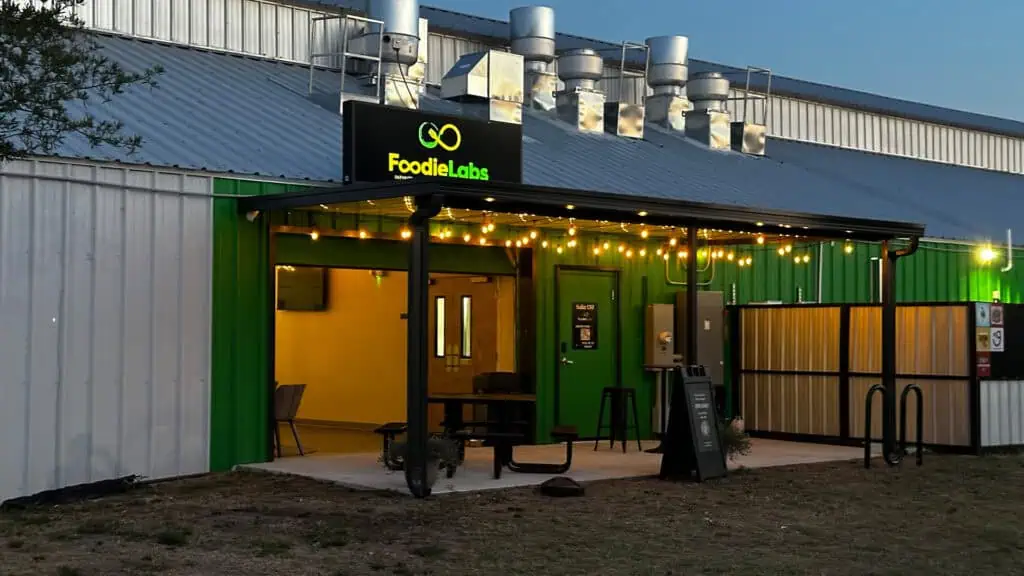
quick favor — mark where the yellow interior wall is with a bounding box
[275,268,408,424]
[275,269,517,426]
[496,276,516,372]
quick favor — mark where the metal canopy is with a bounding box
[248,177,922,498]
[238,179,925,242]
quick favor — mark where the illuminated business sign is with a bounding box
[342,100,522,184]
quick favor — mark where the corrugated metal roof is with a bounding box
[766,138,1024,241]
[54,35,1024,241]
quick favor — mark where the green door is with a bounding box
[557,269,618,438]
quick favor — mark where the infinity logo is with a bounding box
[418,122,461,152]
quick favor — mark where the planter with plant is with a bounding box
[719,416,751,460]
[383,436,460,487]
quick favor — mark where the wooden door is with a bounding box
[427,276,499,431]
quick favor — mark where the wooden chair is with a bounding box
[273,384,306,457]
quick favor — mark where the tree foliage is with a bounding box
[0,0,163,162]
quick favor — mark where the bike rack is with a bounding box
[900,384,924,466]
[864,383,924,468]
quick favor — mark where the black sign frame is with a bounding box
[342,100,523,185]
[659,365,728,482]
[572,302,598,350]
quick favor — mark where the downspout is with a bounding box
[817,241,825,303]
[880,236,920,465]
[1002,229,1014,273]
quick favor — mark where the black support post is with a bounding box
[405,195,442,498]
[686,226,698,366]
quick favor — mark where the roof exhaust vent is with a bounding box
[346,0,422,109]
[644,36,691,132]
[509,6,557,111]
[729,66,773,156]
[685,72,731,149]
[556,48,605,134]
[602,42,647,139]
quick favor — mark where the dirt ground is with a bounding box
[2,454,1023,576]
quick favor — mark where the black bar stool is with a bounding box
[594,386,643,453]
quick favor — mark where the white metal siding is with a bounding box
[980,380,1024,447]
[0,159,213,503]
[36,0,1024,174]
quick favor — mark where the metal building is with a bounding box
[2,0,1024,502]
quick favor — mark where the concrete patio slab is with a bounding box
[241,438,869,495]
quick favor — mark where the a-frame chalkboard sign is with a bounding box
[659,365,728,482]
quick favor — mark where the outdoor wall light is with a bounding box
[977,245,996,264]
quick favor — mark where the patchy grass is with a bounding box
[1,455,1024,575]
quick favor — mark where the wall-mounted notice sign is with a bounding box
[976,327,991,352]
[573,302,598,350]
[977,351,992,378]
[977,303,991,328]
[991,327,1005,352]
[991,304,1004,327]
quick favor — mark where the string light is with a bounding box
[803,254,811,263]
[618,244,626,253]
[844,242,854,254]
[515,240,523,248]
[542,240,549,248]
[529,230,538,239]
[745,256,753,265]
[479,237,487,246]
[662,253,670,261]
[505,240,513,247]
[626,249,634,258]
[603,241,611,250]
[757,235,765,245]
[399,228,412,240]
[463,233,472,243]
[358,230,368,239]
[568,225,577,237]
[677,250,686,259]
[785,244,793,253]
[656,248,664,256]
[568,239,577,248]
[727,252,735,261]
[310,230,320,241]
[777,247,786,256]
[669,238,678,247]
[639,248,647,257]
[556,246,563,254]
[592,246,601,256]
[641,229,649,239]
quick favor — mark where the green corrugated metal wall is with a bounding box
[210,179,307,471]
[210,177,1023,467]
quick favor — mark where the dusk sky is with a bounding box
[429,0,1024,122]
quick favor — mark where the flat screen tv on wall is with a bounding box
[277,266,328,311]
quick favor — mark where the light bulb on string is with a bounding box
[844,242,854,254]
[802,254,811,263]
[641,229,649,239]
[310,230,320,241]
[542,240,549,248]
[479,238,488,246]
[669,238,678,247]
[639,248,647,257]
[505,240,513,247]
[603,241,611,251]
[593,247,601,256]
[400,228,412,240]
[556,246,563,254]
[757,235,765,245]
[529,230,538,240]
[727,252,735,261]
[358,230,368,240]
[785,244,792,253]
[777,247,786,256]
[568,239,577,248]
[463,233,472,243]
[626,249,634,258]
[487,223,495,233]
[656,248,664,256]
[745,256,753,265]
[618,244,626,253]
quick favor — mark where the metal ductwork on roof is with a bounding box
[440,49,525,125]
[556,48,605,134]
[729,67,773,156]
[509,6,558,111]
[685,72,731,149]
[644,35,692,132]
[602,42,647,140]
